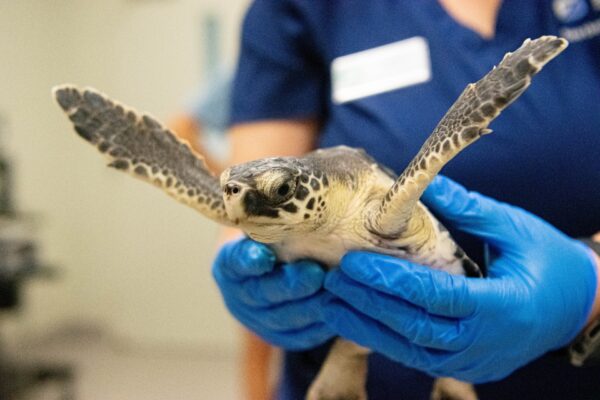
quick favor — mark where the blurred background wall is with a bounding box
[1,0,249,355]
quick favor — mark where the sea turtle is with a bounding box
[53,36,567,400]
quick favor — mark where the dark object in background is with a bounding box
[0,279,18,309]
[0,115,74,399]
[0,151,13,216]
[0,116,14,216]
[0,220,75,400]
[0,240,37,308]
[0,220,77,400]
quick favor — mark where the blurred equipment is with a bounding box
[0,115,13,217]
[0,115,74,400]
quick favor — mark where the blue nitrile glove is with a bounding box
[212,238,334,350]
[323,175,598,383]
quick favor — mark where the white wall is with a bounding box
[1,0,249,353]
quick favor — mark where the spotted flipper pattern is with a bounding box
[53,85,231,225]
[370,36,568,237]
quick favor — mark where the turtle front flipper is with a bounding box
[53,85,232,225]
[369,36,568,238]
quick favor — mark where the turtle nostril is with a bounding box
[225,183,242,196]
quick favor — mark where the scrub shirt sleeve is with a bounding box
[230,0,327,125]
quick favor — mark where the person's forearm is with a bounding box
[227,119,319,163]
[242,329,277,400]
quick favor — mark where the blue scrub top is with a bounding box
[231,1,600,399]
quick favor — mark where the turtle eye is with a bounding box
[277,183,290,196]
[270,179,296,203]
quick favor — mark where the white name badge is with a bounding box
[331,37,431,104]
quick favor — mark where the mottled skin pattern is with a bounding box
[53,36,567,400]
[371,36,568,240]
[53,86,229,223]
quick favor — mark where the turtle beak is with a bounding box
[224,182,242,196]
[222,179,248,223]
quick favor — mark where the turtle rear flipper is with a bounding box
[53,85,231,225]
[369,36,568,238]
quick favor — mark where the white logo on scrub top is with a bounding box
[553,0,590,22]
[331,37,431,104]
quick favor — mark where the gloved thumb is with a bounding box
[215,238,276,280]
[421,175,528,251]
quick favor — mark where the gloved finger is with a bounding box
[231,261,325,307]
[325,270,469,351]
[339,252,478,318]
[421,175,528,251]
[321,297,450,371]
[213,239,275,281]
[225,294,326,332]
[228,296,334,350]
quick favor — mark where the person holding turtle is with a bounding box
[213,0,600,399]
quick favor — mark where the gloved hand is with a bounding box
[323,175,598,383]
[212,238,334,350]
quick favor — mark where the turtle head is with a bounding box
[220,157,329,243]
